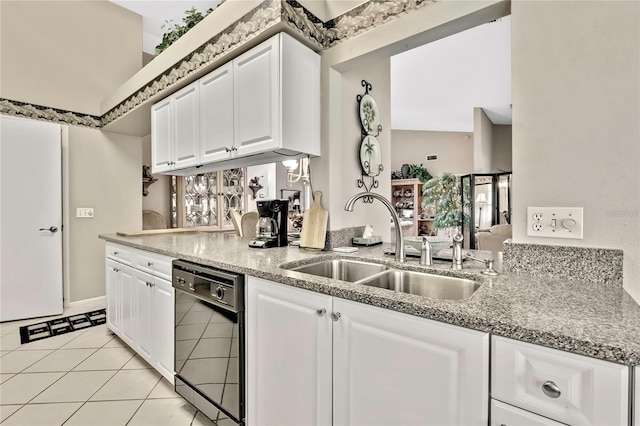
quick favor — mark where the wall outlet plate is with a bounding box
[77,207,94,218]
[527,207,583,239]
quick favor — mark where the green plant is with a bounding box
[155,7,214,55]
[421,173,469,233]
[407,164,432,182]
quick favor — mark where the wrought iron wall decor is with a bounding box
[142,165,157,196]
[356,80,383,202]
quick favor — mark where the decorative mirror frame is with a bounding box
[356,80,383,202]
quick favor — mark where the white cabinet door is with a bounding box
[173,83,200,169]
[246,277,332,426]
[105,259,120,334]
[153,277,175,383]
[233,36,279,156]
[491,400,565,426]
[492,336,629,426]
[333,298,489,426]
[199,63,234,163]
[151,97,173,173]
[135,270,154,363]
[119,265,136,347]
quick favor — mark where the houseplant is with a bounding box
[155,7,215,55]
[421,172,469,234]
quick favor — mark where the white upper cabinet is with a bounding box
[151,83,199,173]
[151,97,173,173]
[233,36,279,155]
[173,84,199,169]
[151,32,320,175]
[199,62,234,163]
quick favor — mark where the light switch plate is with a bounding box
[527,207,583,239]
[77,207,94,218]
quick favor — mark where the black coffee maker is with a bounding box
[248,199,289,248]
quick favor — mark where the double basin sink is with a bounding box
[282,258,479,300]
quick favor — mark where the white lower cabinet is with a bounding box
[491,399,565,426]
[247,276,489,425]
[105,243,175,383]
[492,336,629,425]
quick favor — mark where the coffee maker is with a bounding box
[248,199,289,248]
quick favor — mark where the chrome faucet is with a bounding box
[451,232,498,275]
[420,236,432,266]
[345,192,405,263]
[451,233,464,270]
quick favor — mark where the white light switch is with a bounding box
[527,207,583,239]
[77,208,94,218]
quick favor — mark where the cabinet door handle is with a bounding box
[146,281,154,287]
[331,312,341,322]
[112,267,120,272]
[316,308,326,317]
[147,261,154,267]
[542,380,561,398]
[113,251,119,255]
[225,147,232,153]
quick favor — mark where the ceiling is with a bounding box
[111,1,511,132]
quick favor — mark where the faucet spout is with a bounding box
[344,192,405,263]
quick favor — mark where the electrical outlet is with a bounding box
[527,207,583,239]
[77,208,94,218]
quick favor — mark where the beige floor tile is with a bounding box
[90,368,161,401]
[0,404,22,423]
[0,323,20,334]
[73,346,135,371]
[0,372,64,404]
[122,354,153,370]
[127,398,197,426]
[82,324,108,334]
[31,370,115,403]
[0,349,53,373]
[0,333,21,351]
[0,373,15,383]
[63,400,143,426]
[102,335,126,348]
[191,411,218,426]
[148,377,180,399]
[16,332,80,351]
[24,348,96,373]
[1,402,82,426]
[60,331,115,349]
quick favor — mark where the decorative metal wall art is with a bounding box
[356,80,383,202]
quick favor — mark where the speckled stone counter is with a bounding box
[100,232,640,366]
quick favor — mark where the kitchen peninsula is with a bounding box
[101,231,639,426]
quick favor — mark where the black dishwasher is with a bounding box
[172,259,245,425]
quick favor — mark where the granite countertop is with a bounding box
[100,232,640,367]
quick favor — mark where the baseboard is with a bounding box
[65,295,106,308]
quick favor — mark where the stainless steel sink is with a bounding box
[356,270,479,300]
[288,259,389,282]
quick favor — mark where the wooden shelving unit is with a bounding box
[391,179,434,236]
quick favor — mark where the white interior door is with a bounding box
[1,116,63,321]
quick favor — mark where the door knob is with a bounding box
[39,226,58,233]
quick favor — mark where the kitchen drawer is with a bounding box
[136,250,174,281]
[106,243,134,265]
[492,336,629,425]
[491,399,565,426]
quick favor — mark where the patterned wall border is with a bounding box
[2,0,440,129]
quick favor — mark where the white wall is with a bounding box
[473,107,493,173]
[141,134,170,223]
[511,1,640,302]
[246,163,276,212]
[492,125,512,172]
[391,130,474,177]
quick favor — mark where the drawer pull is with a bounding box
[147,261,154,267]
[316,308,326,317]
[331,312,341,322]
[542,380,561,398]
[113,251,119,255]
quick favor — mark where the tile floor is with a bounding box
[0,306,217,426]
